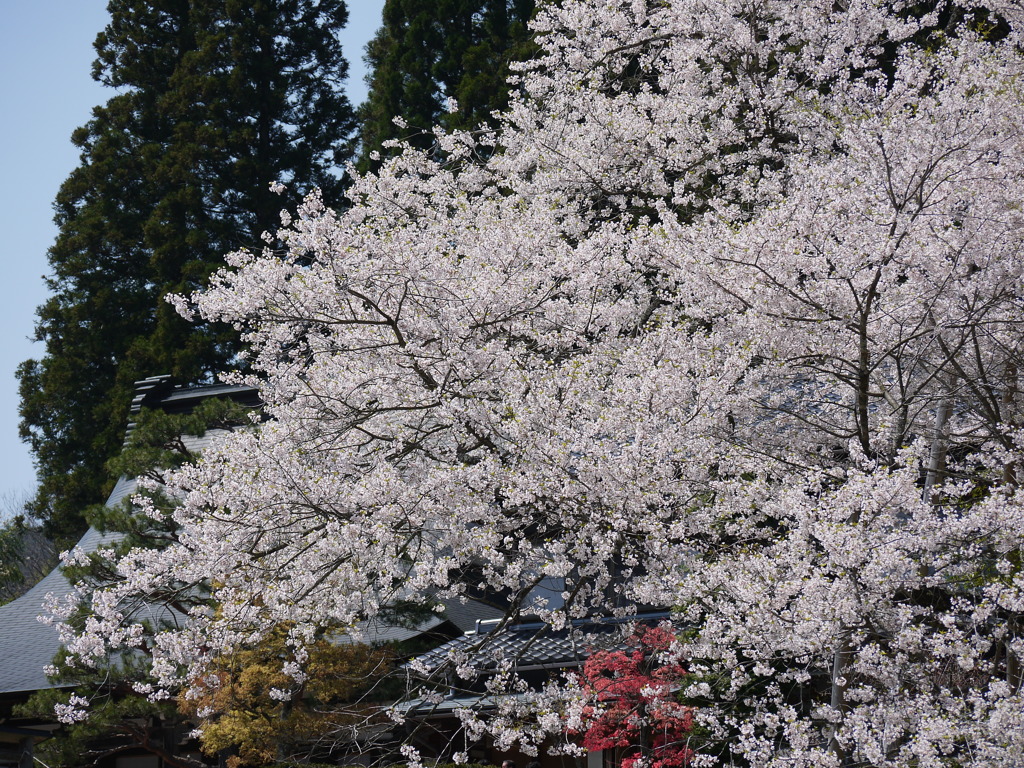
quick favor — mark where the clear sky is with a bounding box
[0,0,385,517]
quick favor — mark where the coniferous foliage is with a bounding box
[357,0,535,169]
[18,0,355,545]
[0,515,57,606]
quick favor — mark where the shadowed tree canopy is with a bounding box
[18,0,356,545]
[357,0,535,170]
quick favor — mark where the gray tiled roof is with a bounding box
[349,614,447,645]
[439,597,506,634]
[339,597,503,645]
[0,378,259,697]
[0,478,137,694]
[410,613,671,676]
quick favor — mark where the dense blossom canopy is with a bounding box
[54,1,1024,765]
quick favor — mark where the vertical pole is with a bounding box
[829,631,851,767]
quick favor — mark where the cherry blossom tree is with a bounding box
[51,1,1024,765]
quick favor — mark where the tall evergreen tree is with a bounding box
[18,0,355,545]
[357,0,535,169]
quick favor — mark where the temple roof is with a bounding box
[0,376,257,696]
[0,497,128,694]
[409,611,672,676]
[0,376,504,696]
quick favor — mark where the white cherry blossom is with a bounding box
[56,2,1024,763]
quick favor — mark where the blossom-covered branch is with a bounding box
[54,1,1024,764]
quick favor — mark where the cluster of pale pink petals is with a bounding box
[53,1,1024,764]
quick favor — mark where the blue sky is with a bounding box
[0,1,384,517]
